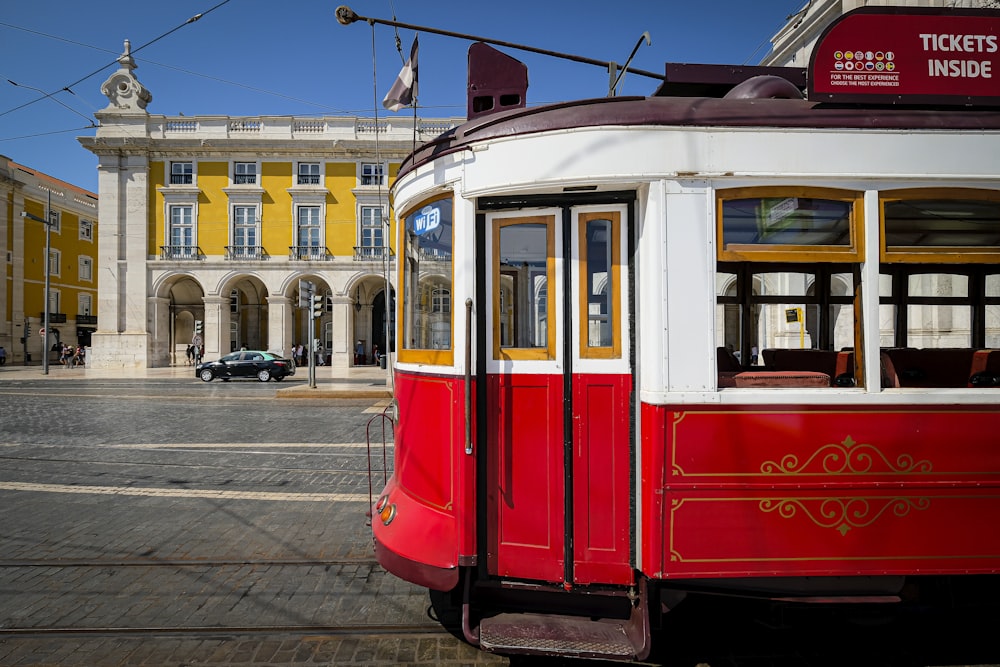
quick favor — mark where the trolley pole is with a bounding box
[299,279,319,389]
[21,191,55,375]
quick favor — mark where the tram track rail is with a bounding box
[0,622,452,639]
[0,556,378,568]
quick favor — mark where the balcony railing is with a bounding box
[360,175,385,186]
[353,246,394,261]
[42,312,67,324]
[160,245,204,260]
[296,174,321,185]
[418,248,450,262]
[225,245,269,261]
[233,174,257,185]
[77,315,98,325]
[289,246,332,261]
[169,174,193,185]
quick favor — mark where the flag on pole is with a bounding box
[382,35,418,112]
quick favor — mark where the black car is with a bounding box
[196,350,296,382]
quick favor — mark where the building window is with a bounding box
[48,248,60,277]
[169,205,196,257]
[297,206,322,255]
[170,162,194,185]
[80,219,93,241]
[48,210,61,233]
[432,287,451,314]
[78,293,92,316]
[234,162,257,185]
[361,206,384,254]
[79,256,93,282]
[297,163,320,185]
[233,206,258,248]
[49,290,60,315]
[361,163,385,186]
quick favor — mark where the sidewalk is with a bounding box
[0,361,393,398]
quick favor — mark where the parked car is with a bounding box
[196,350,296,382]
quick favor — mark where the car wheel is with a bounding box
[199,369,214,382]
[257,369,272,382]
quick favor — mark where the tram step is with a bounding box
[479,612,639,660]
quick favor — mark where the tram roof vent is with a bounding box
[467,42,528,121]
[653,63,806,99]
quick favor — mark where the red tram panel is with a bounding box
[641,403,1000,580]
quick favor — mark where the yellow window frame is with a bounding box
[578,210,622,359]
[396,194,455,366]
[493,215,556,361]
[717,186,864,263]
[880,188,1000,264]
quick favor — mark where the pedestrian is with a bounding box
[194,345,203,364]
[186,344,194,365]
[0,345,6,366]
[354,339,364,365]
[372,344,379,366]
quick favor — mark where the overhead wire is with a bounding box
[0,18,418,117]
[0,0,232,120]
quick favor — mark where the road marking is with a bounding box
[0,481,369,503]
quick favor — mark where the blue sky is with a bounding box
[1,0,805,192]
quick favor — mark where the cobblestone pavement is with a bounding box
[0,371,510,666]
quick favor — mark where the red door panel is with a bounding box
[572,373,633,584]
[487,373,565,582]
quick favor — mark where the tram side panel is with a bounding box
[373,369,475,591]
[640,403,1000,582]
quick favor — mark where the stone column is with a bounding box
[203,296,227,359]
[267,295,292,357]
[148,296,171,366]
[88,151,151,368]
[330,298,353,370]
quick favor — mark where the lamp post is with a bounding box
[21,194,54,375]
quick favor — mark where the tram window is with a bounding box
[905,274,971,348]
[716,262,860,383]
[987,275,1000,348]
[881,190,1000,263]
[580,211,621,358]
[399,195,454,364]
[717,188,861,262]
[494,216,555,360]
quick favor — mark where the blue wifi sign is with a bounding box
[412,205,441,235]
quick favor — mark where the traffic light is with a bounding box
[298,279,316,308]
[312,293,325,318]
[194,320,203,334]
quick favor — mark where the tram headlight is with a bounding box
[379,502,397,526]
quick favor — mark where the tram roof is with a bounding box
[398,91,1000,180]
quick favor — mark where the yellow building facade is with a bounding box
[79,42,460,369]
[0,157,99,365]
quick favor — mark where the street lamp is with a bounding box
[21,198,54,375]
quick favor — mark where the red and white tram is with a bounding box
[366,7,1000,661]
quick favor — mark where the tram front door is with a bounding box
[484,205,633,586]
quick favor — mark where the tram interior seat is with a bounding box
[881,348,1000,388]
[717,347,836,388]
[762,348,856,387]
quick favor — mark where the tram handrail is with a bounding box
[465,298,473,455]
